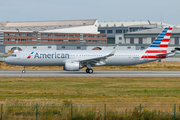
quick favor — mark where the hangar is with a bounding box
[0,19,179,56]
[0,19,107,54]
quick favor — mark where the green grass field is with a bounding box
[0,77,180,105]
[0,77,180,119]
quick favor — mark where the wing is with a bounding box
[80,46,118,66]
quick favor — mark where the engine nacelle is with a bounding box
[175,48,180,51]
[63,61,83,71]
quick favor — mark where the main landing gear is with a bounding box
[86,64,93,74]
[22,66,26,74]
[86,68,93,74]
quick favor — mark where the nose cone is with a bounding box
[4,57,10,64]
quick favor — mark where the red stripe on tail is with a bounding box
[145,50,167,53]
[165,33,171,36]
[162,39,170,42]
[159,44,168,47]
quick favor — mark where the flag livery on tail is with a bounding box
[141,27,173,59]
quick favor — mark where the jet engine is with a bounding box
[63,61,83,71]
[171,47,180,56]
[171,48,180,52]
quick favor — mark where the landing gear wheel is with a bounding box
[86,69,89,73]
[22,66,26,74]
[22,70,26,74]
[86,69,93,74]
[89,69,93,74]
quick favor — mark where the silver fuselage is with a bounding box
[5,50,157,66]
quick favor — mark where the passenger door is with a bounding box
[21,52,27,61]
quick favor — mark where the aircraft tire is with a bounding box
[89,69,93,74]
[22,70,26,74]
[86,69,89,73]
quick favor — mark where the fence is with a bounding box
[0,103,180,120]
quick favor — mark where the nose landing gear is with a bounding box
[22,66,26,74]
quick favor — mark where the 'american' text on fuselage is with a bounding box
[34,53,70,59]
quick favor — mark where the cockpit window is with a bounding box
[10,54,17,57]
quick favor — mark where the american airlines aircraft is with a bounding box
[4,27,173,74]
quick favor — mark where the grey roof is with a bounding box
[0,19,97,32]
[125,27,180,34]
[124,27,180,38]
[98,21,172,28]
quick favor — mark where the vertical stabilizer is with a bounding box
[141,27,173,59]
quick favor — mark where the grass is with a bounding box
[0,77,180,119]
[2,103,179,120]
[0,77,180,105]
[1,62,180,71]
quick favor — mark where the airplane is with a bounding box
[172,48,180,55]
[4,27,173,74]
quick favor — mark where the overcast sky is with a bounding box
[0,0,179,25]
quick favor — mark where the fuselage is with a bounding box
[5,50,156,66]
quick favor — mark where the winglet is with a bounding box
[106,45,118,57]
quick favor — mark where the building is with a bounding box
[98,21,171,44]
[0,20,179,55]
[122,27,180,52]
[0,19,107,53]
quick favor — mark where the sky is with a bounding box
[0,0,179,25]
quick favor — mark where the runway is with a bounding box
[0,71,180,77]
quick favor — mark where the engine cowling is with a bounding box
[63,61,83,71]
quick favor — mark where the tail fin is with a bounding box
[141,27,173,59]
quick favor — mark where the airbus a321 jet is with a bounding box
[5,27,173,74]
